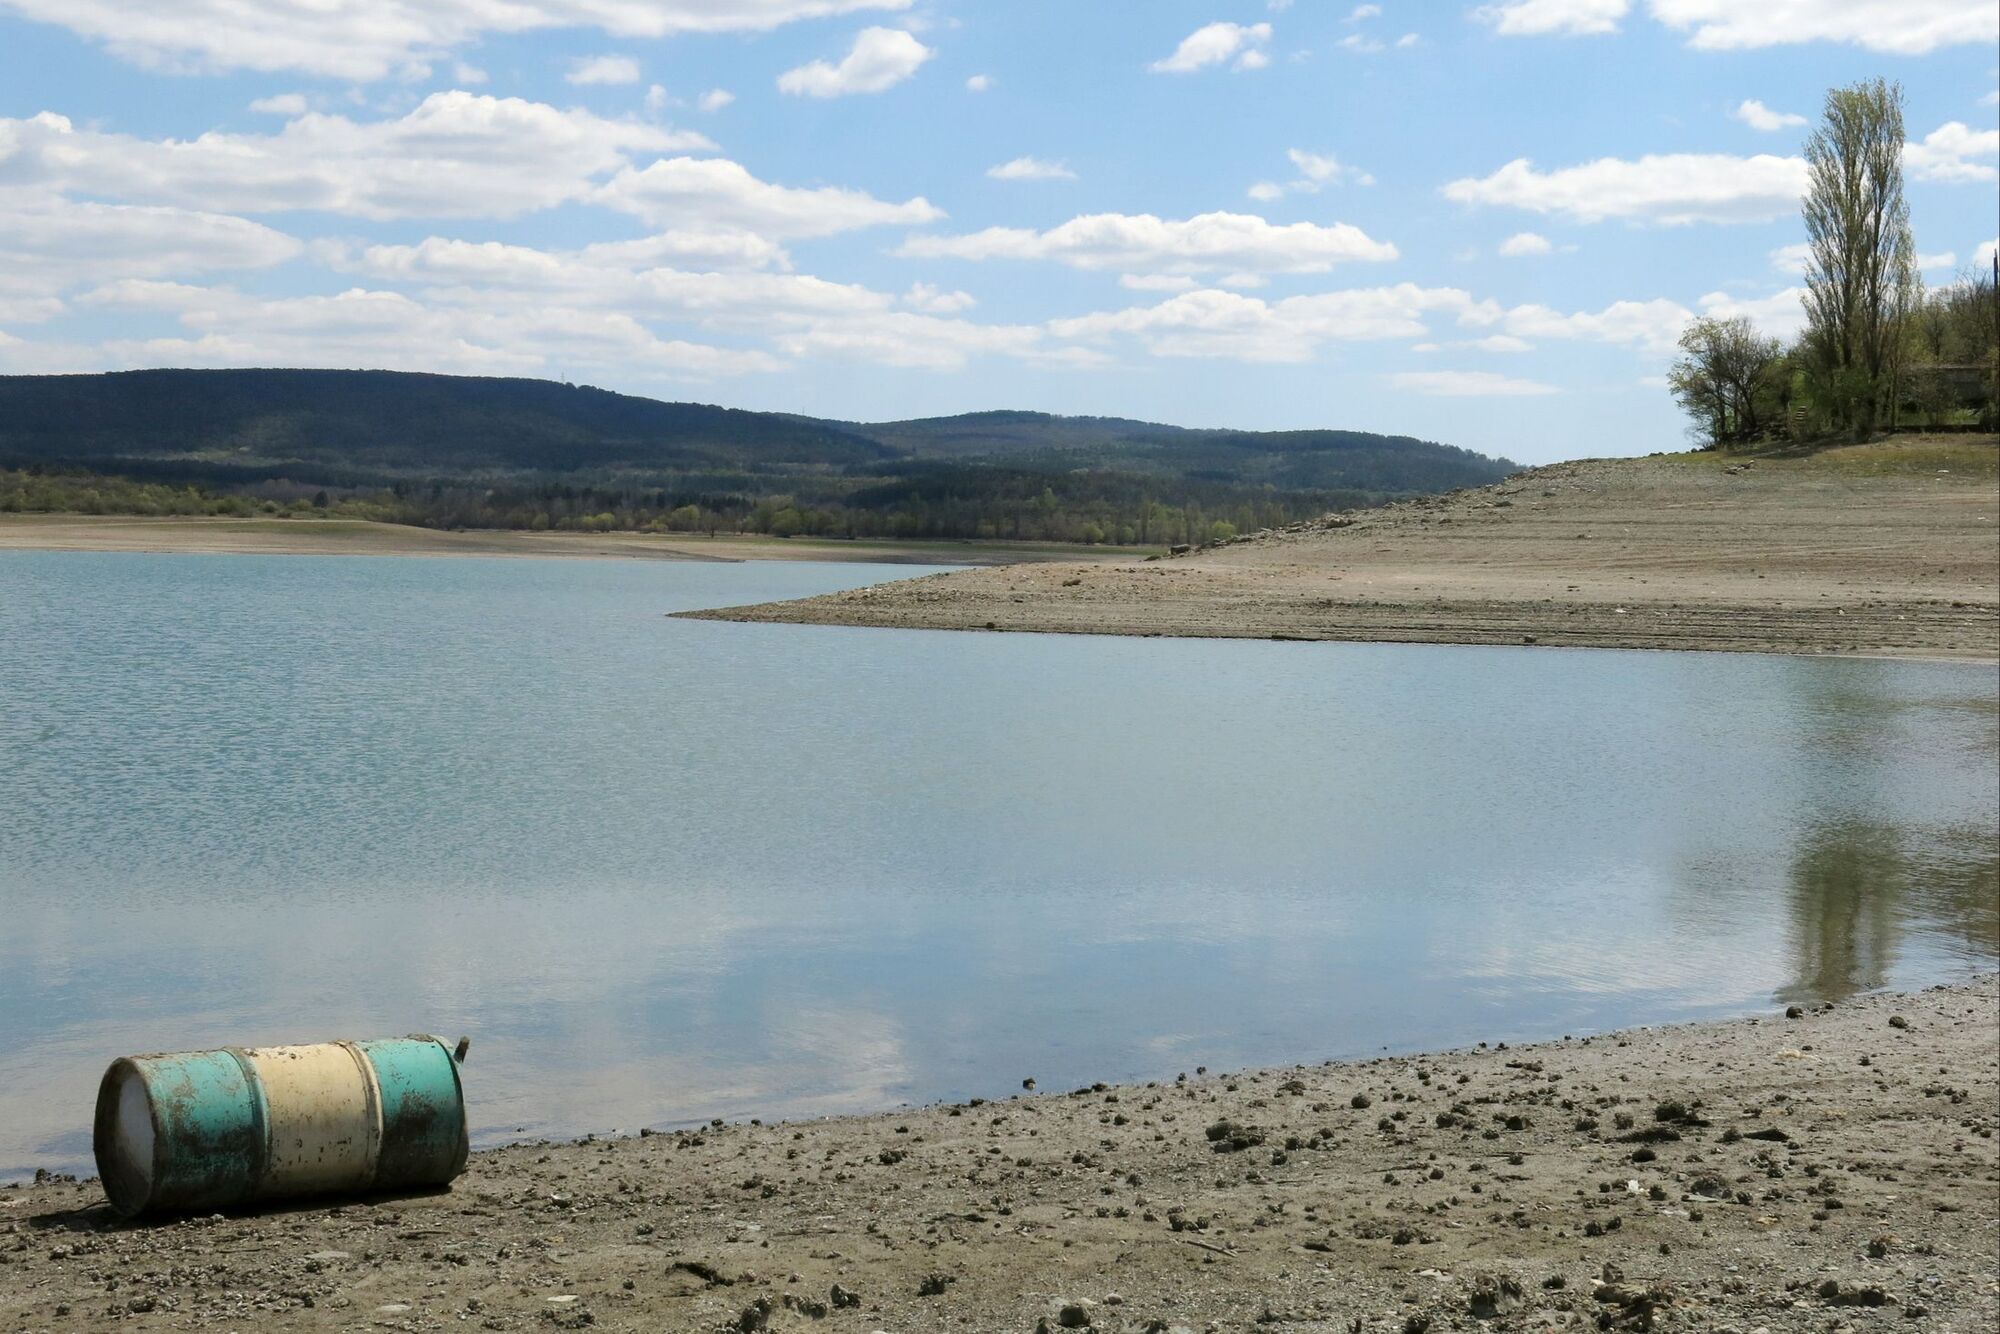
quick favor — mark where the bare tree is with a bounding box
[1801,78,1916,437]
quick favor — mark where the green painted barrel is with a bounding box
[93,1035,468,1217]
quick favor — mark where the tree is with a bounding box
[1800,78,1916,437]
[1667,316,1784,447]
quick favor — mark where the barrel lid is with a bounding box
[93,1062,156,1216]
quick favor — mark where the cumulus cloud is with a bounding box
[1442,153,1808,224]
[248,93,307,115]
[902,282,976,313]
[0,96,711,221]
[697,89,735,112]
[1696,286,1808,339]
[0,197,301,301]
[1149,22,1272,73]
[1648,0,1996,55]
[1903,122,1999,184]
[0,0,919,80]
[1497,231,1554,256]
[1466,334,1534,353]
[1389,370,1560,396]
[74,280,781,380]
[1250,148,1374,199]
[965,74,993,92]
[778,27,932,97]
[596,156,943,238]
[1047,285,1488,362]
[1733,99,1806,132]
[567,54,641,85]
[899,211,1397,275]
[1475,0,1628,37]
[986,156,1076,182]
[1502,297,1692,354]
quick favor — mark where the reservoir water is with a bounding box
[2,551,1995,1180]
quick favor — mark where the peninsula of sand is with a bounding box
[681,437,2000,661]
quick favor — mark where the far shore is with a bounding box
[682,438,2000,662]
[3,976,1994,1331]
[0,514,1129,567]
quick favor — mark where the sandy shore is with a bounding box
[682,439,2000,660]
[0,516,1108,567]
[3,977,1994,1332]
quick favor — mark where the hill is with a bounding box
[0,369,1517,545]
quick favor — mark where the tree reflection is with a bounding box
[1781,821,1999,1003]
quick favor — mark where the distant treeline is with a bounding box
[0,464,1365,546]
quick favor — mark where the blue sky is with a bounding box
[0,2,1994,464]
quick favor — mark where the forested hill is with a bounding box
[0,369,1518,545]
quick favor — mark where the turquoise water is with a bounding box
[2,550,1995,1180]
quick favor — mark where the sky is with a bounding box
[0,2,1994,465]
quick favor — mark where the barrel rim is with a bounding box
[92,1058,155,1218]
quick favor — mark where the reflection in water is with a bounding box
[0,551,1995,1180]
[1781,823,1999,1002]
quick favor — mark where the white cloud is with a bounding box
[1248,148,1372,200]
[1346,4,1382,19]
[1048,284,1489,362]
[778,27,932,97]
[597,156,943,238]
[1395,32,1421,47]
[452,61,487,84]
[0,0,918,80]
[1476,0,1629,37]
[1443,153,1808,224]
[1915,251,1957,270]
[1696,286,1807,339]
[965,74,993,92]
[698,88,735,112]
[0,96,711,221]
[902,281,975,313]
[771,310,1074,371]
[74,281,781,381]
[1338,33,1385,52]
[1389,370,1560,396]
[1732,99,1806,132]
[1467,334,1535,353]
[1119,274,1200,292]
[248,93,307,116]
[1497,231,1554,256]
[986,156,1076,182]
[1234,47,1272,70]
[899,210,1397,275]
[1903,122,2000,184]
[567,54,640,86]
[1503,297,1692,353]
[1769,241,1812,274]
[1975,240,1998,269]
[1984,91,1999,108]
[1149,22,1272,74]
[0,196,301,320]
[1648,0,1997,55]
[644,84,670,113]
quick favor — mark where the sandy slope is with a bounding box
[2,978,1994,1331]
[682,439,2000,660]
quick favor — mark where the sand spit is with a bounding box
[3,977,1995,1332]
[681,441,2000,660]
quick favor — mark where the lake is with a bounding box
[2,550,1995,1181]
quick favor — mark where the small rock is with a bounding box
[1887,1015,1909,1029]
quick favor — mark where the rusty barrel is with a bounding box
[93,1036,467,1217]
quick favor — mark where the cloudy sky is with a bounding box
[1,1,1994,463]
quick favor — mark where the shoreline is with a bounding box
[680,442,2000,662]
[5,976,1994,1331]
[0,515,1129,568]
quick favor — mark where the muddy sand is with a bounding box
[682,439,2000,660]
[3,977,1994,1332]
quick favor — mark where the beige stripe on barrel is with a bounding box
[244,1042,384,1195]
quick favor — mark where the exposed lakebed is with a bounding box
[2,551,1994,1179]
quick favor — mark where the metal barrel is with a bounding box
[93,1036,467,1217]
